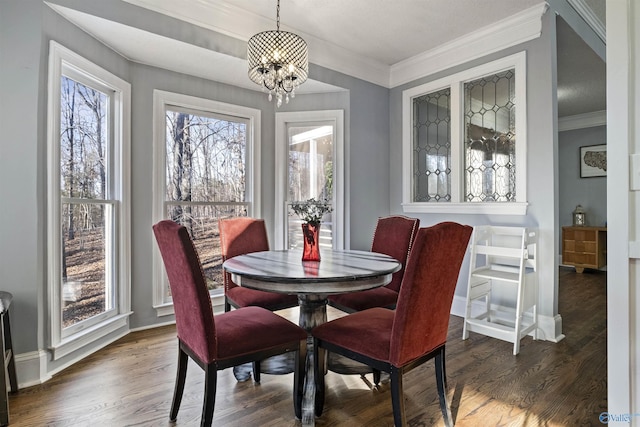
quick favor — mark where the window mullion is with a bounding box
[450,82,463,203]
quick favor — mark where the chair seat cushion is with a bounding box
[312,307,394,363]
[328,287,398,312]
[226,287,298,310]
[215,306,307,361]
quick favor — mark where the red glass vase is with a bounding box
[301,223,321,261]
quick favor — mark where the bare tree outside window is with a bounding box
[164,109,249,292]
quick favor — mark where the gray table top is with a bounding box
[223,249,401,295]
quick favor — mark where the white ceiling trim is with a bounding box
[122,0,390,87]
[123,0,547,89]
[390,3,549,88]
[558,110,607,131]
[567,0,606,42]
[47,3,344,95]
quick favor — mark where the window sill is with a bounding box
[50,312,131,360]
[154,294,226,317]
[402,202,528,216]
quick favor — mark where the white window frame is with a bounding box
[47,41,131,360]
[402,51,528,215]
[274,110,345,250]
[152,90,261,316]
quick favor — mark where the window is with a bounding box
[47,41,131,359]
[402,52,527,215]
[152,91,261,315]
[275,111,345,250]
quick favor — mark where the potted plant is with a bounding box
[290,198,332,261]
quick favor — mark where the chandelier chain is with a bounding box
[276,0,280,31]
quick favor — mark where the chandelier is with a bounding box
[247,0,308,107]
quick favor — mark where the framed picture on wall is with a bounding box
[580,144,607,178]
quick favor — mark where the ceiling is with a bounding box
[218,0,544,65]
[556,15,606,117]
[49,0,606,118]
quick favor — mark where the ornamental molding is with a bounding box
[123,0,548,89]
[389,3,548,88]
[558,110,607,131]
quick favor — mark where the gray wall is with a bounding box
[558,126,607,229]
[0,0,391,381]
[0,0,46,358]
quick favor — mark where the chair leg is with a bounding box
[253,361,261,383]
[224,298,231,312]
[3,314,16,393]
[373,369,381,386]
[201,365,217,427]
[390,366,406,427]
[513,311,522,356]
[294,341,306,419]
[313,341,325,417]
[462,286,472,340]
[441,350,448,389]
[0,313,7,427]
[170,347,188,422]
[435,349,453,427]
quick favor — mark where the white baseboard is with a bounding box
[15,328,129,389]
[15,350,50,389]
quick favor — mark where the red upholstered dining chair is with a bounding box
[219,217,298,312]
[153,220,307,426]
[328,215,420,313]
[312,222,472,427]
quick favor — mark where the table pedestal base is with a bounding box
[232,294,327,426]
[298,294,327,426]
[232,353,296,382]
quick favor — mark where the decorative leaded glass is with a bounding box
[412,88,451,202]
[464,69,516,202]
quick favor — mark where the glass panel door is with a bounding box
[286,124,334,250]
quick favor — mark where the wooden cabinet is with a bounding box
[562,226,607,273]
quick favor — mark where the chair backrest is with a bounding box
[219,217,270,292]
[390,222,472,366]
[370,215,420,292]
[153,220,217,364]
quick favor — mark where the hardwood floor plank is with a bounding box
[8,268,606,426]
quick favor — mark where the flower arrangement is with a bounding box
[290,198,333,226]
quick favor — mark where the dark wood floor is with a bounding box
[9,268,606,426]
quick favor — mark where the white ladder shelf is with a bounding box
[462,226,538,355]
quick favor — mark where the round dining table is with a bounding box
[223,249,401,426]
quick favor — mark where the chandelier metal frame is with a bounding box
[247,0,308,107]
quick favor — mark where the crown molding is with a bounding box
[567,0,606,43]
[558,110,607,131]
[123,0,259,41]
[389,3,548,88]
[122,1,547,89]
[122,0,390,87]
